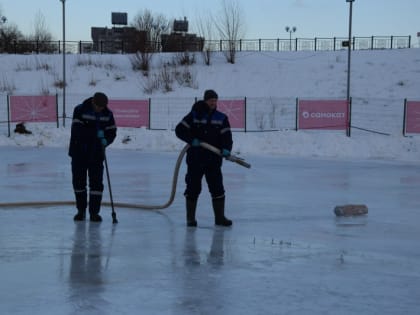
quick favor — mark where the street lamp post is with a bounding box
[60,0,66,127]
[346,0,354,103]
[285,26,297,51]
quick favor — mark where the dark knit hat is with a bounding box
[93,92,108,108]
[204,89,218,101]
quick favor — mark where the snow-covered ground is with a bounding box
[1,49,420,161]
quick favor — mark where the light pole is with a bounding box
[285,26,297,51]
[346,0,354,103]
[60,0,66,127]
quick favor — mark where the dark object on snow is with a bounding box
[334,204,368,217]
[122,135,131,144]
[14,122,32,134]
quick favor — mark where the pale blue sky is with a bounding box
[0,0,419,42]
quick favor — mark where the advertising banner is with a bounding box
[9,95,57,122]
[404,101,420,134]
[108,99,150,128]
[298,99,349,130]
[217,99,246,130]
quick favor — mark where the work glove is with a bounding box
[222,149,231,158]
[97,130,105,139]
[191,138,201,147]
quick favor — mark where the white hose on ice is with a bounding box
[0,143,250,210]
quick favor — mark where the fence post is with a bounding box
[244,97,247,132]
[347,98,352,137]
[56,94,59,128]
[7,94,10,137]
[403,98,407,136]
[390,36,393,49]
[148,98,151,130]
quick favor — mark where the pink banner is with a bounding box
[298,99,349,130]
[405,101,420,133]
[9,95,57,122]
[108,99,149,128]
[217,99,245,129]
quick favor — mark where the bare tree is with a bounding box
[0,8,26,53]
[214,0,245,64]
[0,22,23,53]
[32,11,53,41]
[29,11,54,52]
[131,9,170,52]
[130,9,170,77]
[195,13,216,66]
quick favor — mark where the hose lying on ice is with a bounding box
[0,142,251,210]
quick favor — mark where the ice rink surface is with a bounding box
[0,147,419,315]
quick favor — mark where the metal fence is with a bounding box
[0,94,409,137]
[0,36,412,54]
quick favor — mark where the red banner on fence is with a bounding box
[108,99,150,128]
[218,99,246,129]
[405,101,420,134]
[298,99,349,130]
[9,95,57,122]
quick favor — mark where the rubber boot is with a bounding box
[89,193,103,222]
[186,198,198,227]
[212,197,232,226]
[73,190,87,221]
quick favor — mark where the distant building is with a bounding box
[90,14,203,53]
[91,12,147,53]
[91,26,147,53]
[161,17,204,52]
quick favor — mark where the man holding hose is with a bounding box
[175,89,233,227]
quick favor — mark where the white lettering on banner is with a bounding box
[302,111,345,119]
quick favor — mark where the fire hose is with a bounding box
[0,142,251,211]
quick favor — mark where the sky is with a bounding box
[0,0,419,44]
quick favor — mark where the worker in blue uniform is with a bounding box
[175,89,233,227]
[68,92,117,222]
